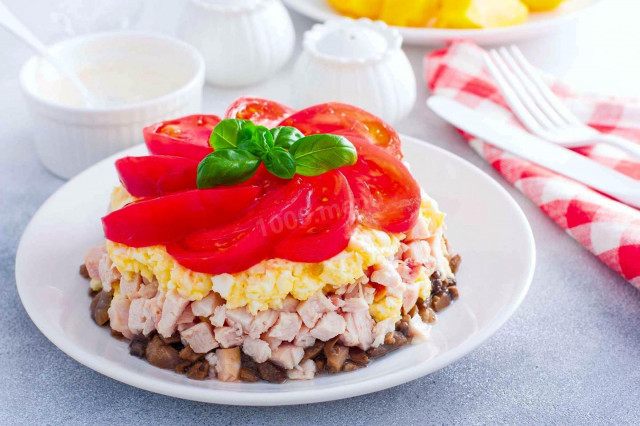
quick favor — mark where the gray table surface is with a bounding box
[1,1,639,424]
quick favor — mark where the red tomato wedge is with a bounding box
[273,171,356,263]
[338,133,421,233]
[225,96,296,128]
[279,102,403,159]
[102,186,261,248]
[143,115,219,160]
[167,178,313,274]
[116,156,198,198]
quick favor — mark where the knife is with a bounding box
[427,96,640,209]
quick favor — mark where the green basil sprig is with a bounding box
[197,119,357,188]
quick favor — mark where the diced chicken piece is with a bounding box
[209,305,226,327]
[405,217,430,242]
[341,310,374,350]
[310,312,346,341]
[177,322,197,333]
[190,292,224,317]
[248,309,279,339]
[342,297,368,312]
[177,305,195,325]
[343,281,360,299]
[329,295,345,309]
[142,293,164,335]
[281,296,299,313]
[268,312,302,342]
[138,277,158,299]
[214,324,244,348]
[242,337,272,363]
[296,291,336,328]
[402,283,420,313]
[263,335,282,351]
[181,322,219,354]
[119,275,140,300]
[84,245,106,280]
[408,314,431,343]
[287,359,316,380]
[362,285,375,305]
[370,261,402,288]
[205,352,218,378]
[128,298,147,334]
[98,253,120,292]
[215,347,241,382]
[293,325,316,348]
[108,298,134,339]
[269,343,304,370]
[396,259,423,283]
[157,291,189,338]
[372,318,396,348]
[226,308,254,333]
[403,241,432,265]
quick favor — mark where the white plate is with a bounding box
[283,0,599,45]
[15,136,535,406]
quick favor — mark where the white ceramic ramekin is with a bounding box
[177,0,295,87]
[20,32,205,179]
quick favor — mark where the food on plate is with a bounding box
[327,0,565,29]
[81,96,461,383]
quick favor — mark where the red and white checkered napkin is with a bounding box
[425,40,640,289]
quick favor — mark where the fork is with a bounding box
[484,45,640,159]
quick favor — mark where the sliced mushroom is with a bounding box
[90,291,112,326]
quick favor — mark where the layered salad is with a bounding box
[81,97,461,383]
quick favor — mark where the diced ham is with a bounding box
[108,298,134,339]
[128,298,147,334]
[296,291,336,328]
[281,296,299,313]
[157,291,189,338]
[342,297,368,312]
[262,335,282,351]
[287,359,316,380]
[341,310,374,350]
[268,312,302,342]
[403,241,431,265]
[248,309,279,339]
[310,312,346,341]
[138,277,158,299]
[98,253,120,291]
[142,293,164,335]
[191,292,224,317]
[214,324,244,348]
[209,305,226,327]
[408,314,431,343]
[177,305,195,325]
[405,217,430,242]
[293,325,316,348]
[242,337,272,363]
[370,260,402,288]
[181,322,219,353]
[396,259,423,283]
[84,245,105,280]
[119,275,140,300]
[215,347,241,382]
[372,318,395,347]
[402,283,420,313]
[226,308,254,333]
[269,343,304,370]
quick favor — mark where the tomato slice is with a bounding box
[225,96,296,128]
[102,186,261,247]
[338,133,421,233]
[167,178,313,274]
[143,115,219,160]
[273,171,356,263]
[116,156,198,198]
[279,102,403,159]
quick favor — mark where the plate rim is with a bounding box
[15,135,536,406]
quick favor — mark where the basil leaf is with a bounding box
[209,119,254,150]
[270,126,304,150]
[197,149,260,188]
[262,147,296,179]
[237,125,274,157]
[289,134,357,176]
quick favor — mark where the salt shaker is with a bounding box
[291,18,416,124]
[177,0,295,87]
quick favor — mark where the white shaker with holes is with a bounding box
[291,18,416,124]
[177,0,295,87]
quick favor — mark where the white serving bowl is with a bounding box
[20,32,205,179]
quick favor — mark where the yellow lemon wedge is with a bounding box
[326,0,383,19]
[521,0,564,12]
[436,0,529,29]
[378,0,439,27]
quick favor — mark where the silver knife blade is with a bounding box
[427,96,640,209]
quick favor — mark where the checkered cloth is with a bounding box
[425,41,640,289]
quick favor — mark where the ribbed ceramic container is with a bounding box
[177,0,295,87]
[20,32,204,179]
[291,18,416,124]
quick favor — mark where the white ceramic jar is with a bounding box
[19,32,205,179]
[291,18,417,124]
[178,0,295,87]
